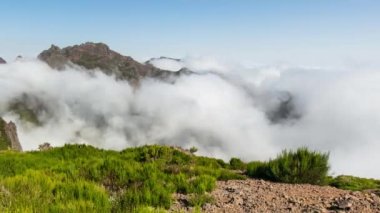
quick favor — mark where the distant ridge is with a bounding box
[0,57,6,64]
[38,42,192,84]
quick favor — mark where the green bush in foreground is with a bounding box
[0,144,245,212]
[0,170,110,212]
[4,144,377,212]
[247,147,330,185]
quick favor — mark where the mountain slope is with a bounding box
[0,144,379,212]
[0,144,244,212]
[38,42,190,84]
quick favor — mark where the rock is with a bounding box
[225,187,236,193]
[0,57,6,64]
[171,179,380,212]
[337,199,352,210]
[38,42,193,85]
[0,118,22,151]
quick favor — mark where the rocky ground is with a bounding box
[171,179,380,212]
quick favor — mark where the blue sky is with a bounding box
[1,0,379,67]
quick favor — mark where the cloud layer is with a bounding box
[1,58,380,178]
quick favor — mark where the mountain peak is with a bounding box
[38,42,159,83]
[38,42,192,84]
[0,57,6,64]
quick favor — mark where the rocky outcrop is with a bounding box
[0,118,22,151]
[171,179,380,212]
[0,57,6,64]
[38,42,191,84]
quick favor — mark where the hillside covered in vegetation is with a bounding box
[0,144,245,212]
[0,144,379,212]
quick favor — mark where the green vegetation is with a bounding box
[1,144,379,212]
[189,146,198,154]
[8,101,41,125]
[329,175,380,191]
[0,144,245,212]
[188,193,214,207]
[246,147,330,185]
[229,157,246,170]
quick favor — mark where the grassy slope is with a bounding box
[0,144,379,212]
[0,144,245,212]
[329,175,380,191]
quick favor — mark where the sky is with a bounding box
[1,0,379,67]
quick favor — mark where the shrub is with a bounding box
[189,146,198,154]
[329,175,380,191]
[0,144,244,211]
[188,193,214,207]
[0,170,110,212]
[229,158,246,170]
[217,170,246,181]
[247,147,330,185]
[118,183,173,210]
[190,175,216,194]
[246,161,269,178]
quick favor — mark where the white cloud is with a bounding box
[1,58,380,178]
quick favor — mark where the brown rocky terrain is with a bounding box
[171,179,380,212]
[0,57,6,64]
[0,118,22,151]
[38,42,192,85]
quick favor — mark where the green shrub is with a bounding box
[246,161,269,178]
[229,158,246,170]
[189,146,198,154]
[329,175,380,191]
[190,175,216,194]
[217,170,246,181]
[0,144,244,211]
[118,183,173,210]
[247,147,330,185]
[0,170,110,212]
[188,193,214,207]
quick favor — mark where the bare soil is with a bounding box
[171,179,380,212]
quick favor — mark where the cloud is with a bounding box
[147,56,231,73]
[0,58,380,178]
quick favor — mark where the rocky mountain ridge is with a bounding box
[0,118,22,151]
[38,42,190,85]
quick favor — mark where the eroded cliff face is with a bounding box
[0,118,22,151]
